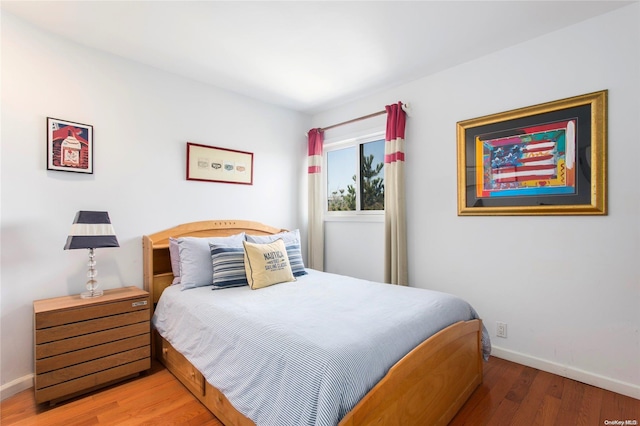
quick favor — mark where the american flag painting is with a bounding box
[476,119,576,198]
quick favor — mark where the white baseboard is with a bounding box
[491,346,640,400]
[1,374,33,401]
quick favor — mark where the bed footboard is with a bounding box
[339,319,483,426]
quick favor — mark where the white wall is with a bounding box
[313,4,640,398]
[325,219,384,281]
[0,13,310,398]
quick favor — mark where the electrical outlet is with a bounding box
[496,321,507,338]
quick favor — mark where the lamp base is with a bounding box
[81,249,102,299]
[80,289,104,299]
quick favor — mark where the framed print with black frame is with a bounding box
[47,117,94,174]
[456,90,607,216]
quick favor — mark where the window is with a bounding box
[325,133,385,214]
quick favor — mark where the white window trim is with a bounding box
[323,129,385,222]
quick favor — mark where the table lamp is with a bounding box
[64,211,119,298]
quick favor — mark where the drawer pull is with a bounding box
[162,347,168,357]
[132,300,148,307]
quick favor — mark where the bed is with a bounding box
[143,220,489,426]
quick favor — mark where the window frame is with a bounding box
[323,130,386,222]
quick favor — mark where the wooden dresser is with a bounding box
[33,286,151,404]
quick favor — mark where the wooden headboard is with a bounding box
[142,220,285,313]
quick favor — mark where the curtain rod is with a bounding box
[319,109,386,132]
[316,103,411,133]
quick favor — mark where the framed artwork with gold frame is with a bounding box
[456,90,607,216]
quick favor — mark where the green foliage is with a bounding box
[360,154,384,210]
[327,154,384,211]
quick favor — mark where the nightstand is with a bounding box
[33,286,151,404]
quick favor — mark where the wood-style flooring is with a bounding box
[2,357,638,425]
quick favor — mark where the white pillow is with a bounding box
[169,238,181,285]
[177,233,245,290]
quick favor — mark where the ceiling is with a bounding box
[1,1,632,114]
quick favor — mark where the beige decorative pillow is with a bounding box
[243,239,295,290]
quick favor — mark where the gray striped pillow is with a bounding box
[210,244,248,289]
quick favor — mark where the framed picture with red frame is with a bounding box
[186,142,253,185]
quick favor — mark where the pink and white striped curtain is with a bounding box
[384,102,408,285]
[307,128,324,271]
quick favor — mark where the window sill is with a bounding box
[324,214,384,223]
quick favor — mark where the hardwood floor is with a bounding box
[2,357,638,425]
[1,361,221,426]
[449,357,639,426]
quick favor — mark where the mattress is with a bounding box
[152,269,490,425]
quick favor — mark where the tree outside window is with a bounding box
[327,138,384,213]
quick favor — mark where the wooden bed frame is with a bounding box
[143,220,483,426]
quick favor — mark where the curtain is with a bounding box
[307,128,324,271]
[384,102,408,285]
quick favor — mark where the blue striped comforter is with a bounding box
[152,269,490,425]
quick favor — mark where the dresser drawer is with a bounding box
[36,334,150,374]
[35,309,149,344]
[36,322,149,359]
[35,359,150,404]
[36,346,150,389]
[35,297,149,329]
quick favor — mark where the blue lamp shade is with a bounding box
[64,211,119,250]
